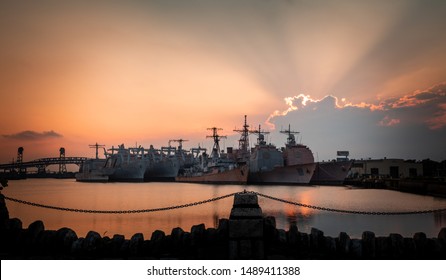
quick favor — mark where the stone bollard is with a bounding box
[229,191,264,259]
[129,233,144,257]
[362,231,376,258]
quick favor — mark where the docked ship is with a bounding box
[310,151,353,185]
[143,144,180,181]
[75,158,110,182]
[104,144,147,182]
[248,125,316,184]
[169,139,196,169]
[75,143,111,182]
[176,127,249,184]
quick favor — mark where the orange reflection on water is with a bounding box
[281,191,315,230]
[4,179,238,238]
[5,180,446,239]
[294,191,314,217]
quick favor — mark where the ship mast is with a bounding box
[89,143,105,159]
[169,139,189,162]
[206,127,227,159]
[233,115,250,152]
[233,115,256,162]
[279,124,299,146]
[169,139,188,151]
[251,125,270,146]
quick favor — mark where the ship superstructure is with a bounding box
[232,115,251,164]
[103,144,147,182]
[176,127,248,184]
[76,143,111,182]
[248,124,316,184]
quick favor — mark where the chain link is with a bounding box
[253,191,446,215]
[3,192,237,214]
[5,191,446,215]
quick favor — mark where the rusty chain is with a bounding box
[3,192,237,214]
[4,190,446,215]
[253,191,446,215]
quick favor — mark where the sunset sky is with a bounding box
[1,0,445,164]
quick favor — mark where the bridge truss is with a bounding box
[0,157,89,174]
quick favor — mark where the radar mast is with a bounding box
[280,124,299,146]
[206,127,227,159]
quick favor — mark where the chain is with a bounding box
[3,192,237,214]
[253,191,446,215]
[5,191,446,216]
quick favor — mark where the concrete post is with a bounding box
[229,191,264,259]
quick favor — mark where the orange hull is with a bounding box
[176,165,248,184]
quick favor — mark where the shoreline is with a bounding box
[344,178,446,198]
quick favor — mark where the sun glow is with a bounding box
[1,1,446,162]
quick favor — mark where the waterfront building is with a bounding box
[349,158,422,179]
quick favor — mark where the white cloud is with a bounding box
[265,83,446,161]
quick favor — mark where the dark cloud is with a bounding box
[266,83,446,161]
[3,130,63,140]
[414,92,439,101]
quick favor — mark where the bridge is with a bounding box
[0,157,88,171]
[0,157,89,175]
[0,147,89,175]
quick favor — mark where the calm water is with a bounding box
[3,179,446,239]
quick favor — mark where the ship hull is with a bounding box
[144,159,180,181]
[75,159,109,182]
[109,168,145,182]
[75,172,109,182]
[176,165,248,184]
[310,160,353,185]
[248,162,316,185]
[107,161,147,182]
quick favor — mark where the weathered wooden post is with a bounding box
[229,191,264,259]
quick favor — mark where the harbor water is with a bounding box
[3,179,446,239]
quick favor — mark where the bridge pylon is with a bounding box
[17,147,26,174]
[59,147,67,174]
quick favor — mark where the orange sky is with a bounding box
[1,0,446,163]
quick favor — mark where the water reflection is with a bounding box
[434,211,446,228]
[3,179,446,239]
